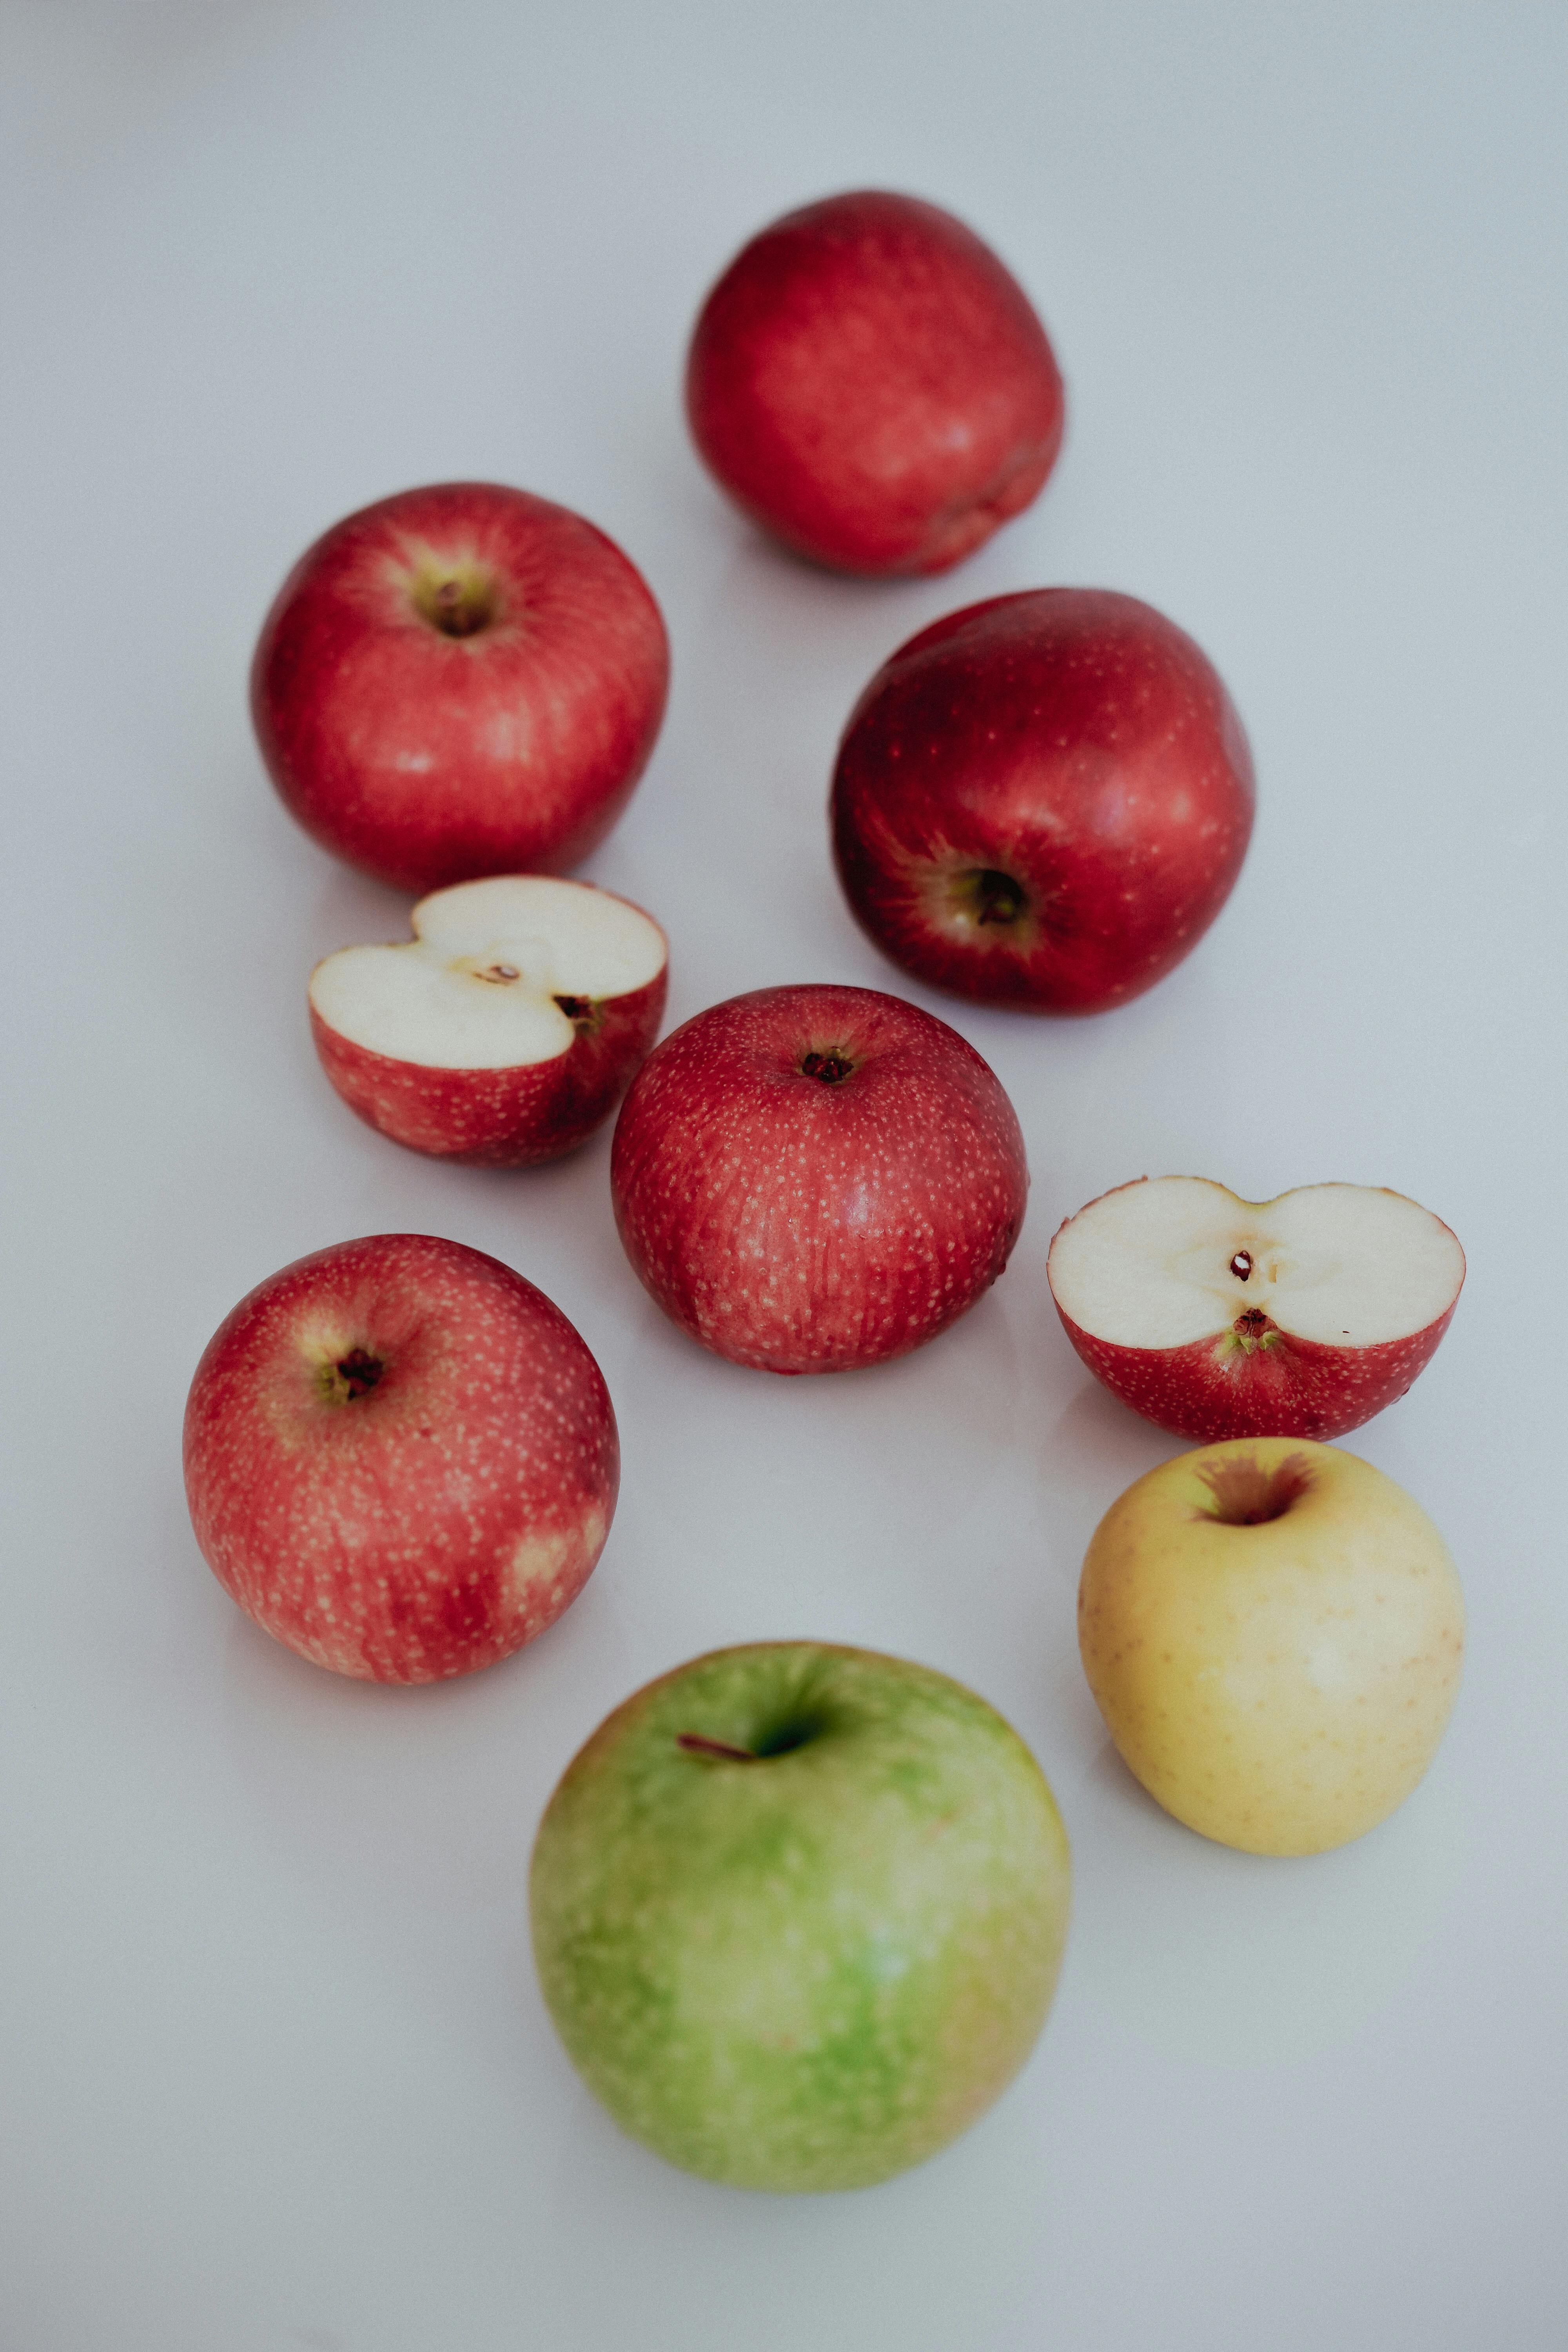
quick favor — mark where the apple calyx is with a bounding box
[1218,1306,1280,1359]
[799,1049,854,1083]
[319,1347,386,1405]
[1194,1450,1314,1526]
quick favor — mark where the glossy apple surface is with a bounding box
[183,1234,617,1682]
[1049,1176,1465,1441]
[252,481,669,894]
[831,588,1254,1011]
[1079,1438,1465,1855]
[610,983,1028,1373]
[530,1641,1071,2190]
[308,875,668,1165]
[686,189,1064,576]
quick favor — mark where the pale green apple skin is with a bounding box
[529,1643,1071,2192]
[1079,1437,1465,1857]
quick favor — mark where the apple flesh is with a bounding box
[1079,1438,1465,1855]
[610,983,1028,1373]
[1048,1176,1465,1442]
[831,588,1254,1012]
[686,189,1065,576]
[530,1641,1071,2191]
[183,1234,618,1683]
[308,875,668,1166]
[251,481,670,895]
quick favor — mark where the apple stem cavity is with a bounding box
[973,869,1026,925]
[428,575,494,638]
[1195,1451,1314,1527]
[553,994,598,1027]
[799,1050,853,1083]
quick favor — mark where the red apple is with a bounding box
[831,588,1255,1012]
[183,1234,618,1682]
[685,190,1065,576]
[610,984,1027,1374]
[1047,1176,1465,1442]
[251,481,670,894]
[308,875,668,1165]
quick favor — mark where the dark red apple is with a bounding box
[831,588,1255,1012]
[308,875,668,1165]
[1047,1176,1465,1441]
[610,984,1027,1374]
[183,1234,618,1682]
[686,190,1065,576]
[251,481,670,894]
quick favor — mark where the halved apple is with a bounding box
[1047,1176,1464,1441]
[309,875,668,1165]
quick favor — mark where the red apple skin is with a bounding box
[182,1234,618,1683]
[1053,1299,1461,1445]
[251,483,670,895]
[831,589,1255,1013]
[686,191,1065,577]
[610,984,1028,1374]
[309,964,668,1167]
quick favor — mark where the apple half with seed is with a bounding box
[1047,1176,1465,1442]
[309,875,668,1165]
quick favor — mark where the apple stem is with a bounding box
[676,1733,758,1762]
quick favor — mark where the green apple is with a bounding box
[1079,1437,1465,1857]
[529,1642,1071,2192]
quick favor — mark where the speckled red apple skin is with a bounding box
[251,483,670,895]
[831,589,1254,1012]
[610,985,1028,1374]
[686,191,1064,577]
[1053,1299,1460,1443]
[182,1234,618,1683]
[309,965,668,1166]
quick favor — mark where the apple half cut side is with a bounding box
[308,875,668,1166]
[1047,1176,1465,1442]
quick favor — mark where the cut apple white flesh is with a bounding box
[1047,1176,1465,1443]
[309,875,668,1166]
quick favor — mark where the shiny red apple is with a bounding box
[831,588,1255,1012]
[308,874,668,1165]
[183,1234,618,1682]
[610,984,1027,1374]
[251,481,670,894]
[686,190,1065,576]
[1047,1176,1465,1441]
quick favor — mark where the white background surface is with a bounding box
[2,4,1565,2346]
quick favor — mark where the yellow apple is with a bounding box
[1078,1437,1464,1856]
